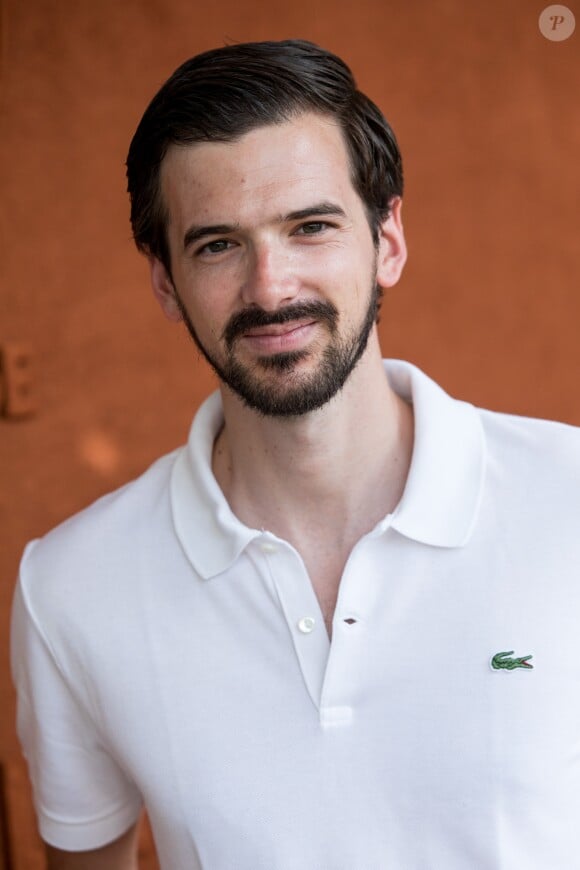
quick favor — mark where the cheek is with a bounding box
[175,274,237,341]
[188,301,229,342]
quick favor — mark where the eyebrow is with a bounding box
[182,201,346,252]
[183,223,240,251]
[282,202,347,222]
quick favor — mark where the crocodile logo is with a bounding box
[491,650,533,671]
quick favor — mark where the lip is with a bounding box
[241,319,317,353]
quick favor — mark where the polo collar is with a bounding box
[385,360,485,548]
[171,360,486,578]
[170,392,261,579]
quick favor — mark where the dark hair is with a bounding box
[126,39,403,274]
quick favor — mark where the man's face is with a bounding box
[150,112,406,416]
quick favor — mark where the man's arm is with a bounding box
[45,823,139,870]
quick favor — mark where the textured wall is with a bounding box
[1,0,578,861]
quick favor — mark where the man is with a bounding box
[11,40,580,870]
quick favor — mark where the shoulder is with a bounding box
[18,447,183,621]
[476,407,580,509]
[479,407,580,468]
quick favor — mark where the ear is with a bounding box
[148,255,183,323]
[375,197,407,289]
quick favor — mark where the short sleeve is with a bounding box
[10,551,142,850]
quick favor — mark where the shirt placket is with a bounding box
[258,534,329,713]
[259,519,392,727]
[319,524,392,728]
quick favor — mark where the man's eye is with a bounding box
[297,222,328,235]
[199,239,233,255]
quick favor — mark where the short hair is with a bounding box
[126,39,403,275]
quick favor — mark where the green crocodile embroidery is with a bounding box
[491,650,533,670]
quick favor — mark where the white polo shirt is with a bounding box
[11,360,580,869]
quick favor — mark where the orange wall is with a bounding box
[1,0,579,855]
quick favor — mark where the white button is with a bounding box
[260,542,278,553]
[298,616,316,633]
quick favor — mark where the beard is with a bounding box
[173,278,382,418]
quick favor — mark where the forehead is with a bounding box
[159,113,362,232]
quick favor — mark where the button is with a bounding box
[298,616,316,633]
[260,542,278,553]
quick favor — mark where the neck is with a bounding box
[212,336,414,548]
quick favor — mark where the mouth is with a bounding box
[240,319,318,353]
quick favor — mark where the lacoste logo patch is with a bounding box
[490,650,533,671]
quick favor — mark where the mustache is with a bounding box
[222,301,339,349]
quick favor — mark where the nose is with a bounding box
[240,240,300,310]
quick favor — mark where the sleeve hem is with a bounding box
[39,798,143,852]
